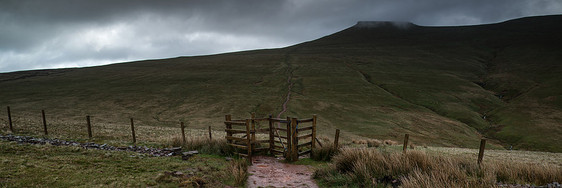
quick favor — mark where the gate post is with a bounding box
[285,117,292,160]
[291,118,298,161]
[268,115,274,155]
[42,110,48,136]
[245,119,252,165]
[311,115,317,157]
[225,115,232,144]
[7,106,13,132]
[251,112,256,153]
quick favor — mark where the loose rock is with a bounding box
[0,134,186,157]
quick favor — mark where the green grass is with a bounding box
[1,15,561,152]
[0,140,241,187]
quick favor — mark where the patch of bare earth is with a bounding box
[247,156,318,188]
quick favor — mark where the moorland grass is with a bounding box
[0,140,244,187]
[314,148,562,187]
[1,15,561,153]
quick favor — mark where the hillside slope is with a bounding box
[1,15,561,152]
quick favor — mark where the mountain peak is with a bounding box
[353,21,417,29]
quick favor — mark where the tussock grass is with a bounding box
[311,142,339,161]
[367,139,383,148]
[314,148,562,187]
[383,139,398,146]
[227,158,249,186]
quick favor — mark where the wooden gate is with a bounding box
[224,113,317,162]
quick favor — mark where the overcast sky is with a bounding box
[1,0,561,73]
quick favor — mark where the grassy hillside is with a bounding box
[1,15,561,152]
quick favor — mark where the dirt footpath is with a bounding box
[247,156,318,188]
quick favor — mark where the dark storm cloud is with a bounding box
[1,0,561,72]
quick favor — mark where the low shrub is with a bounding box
[367,139,382,148]
[311,142,339,162]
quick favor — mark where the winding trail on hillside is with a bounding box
[276,52,295,119]
[246,50,319,187]
[277,70,294,118]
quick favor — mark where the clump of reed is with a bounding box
[314,148,562,187]
[311,142,340,162]
[227,158,249,186]
[352,139,395,148]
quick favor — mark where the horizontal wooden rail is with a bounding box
[225,129,247,134]
[297,126,313,131]
[274,140,287,145]
[298,134,313,140]
[230,119,247,122]
[270,118,289,123]
[228,143,248,149]
[271,150,284,154]
[297,118,314,123]
[276,128,288,132]
[252,118,270,121]
[236,153,249,157]
[273,145,284,150]
[255,128,270,133]
[297,141,312,148]
[224,121,247,125]
[253,140,271,144]
[226,136,247,142]
[298,150,311,156]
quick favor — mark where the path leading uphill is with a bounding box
[277,70,294,119]
[247,156,318,188]
[276,52,295,119]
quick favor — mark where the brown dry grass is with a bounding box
[227,158,249,186]
[383,139,398,146]
[311,142,339,161]
[314,148,562,187]
[367,139,382,148]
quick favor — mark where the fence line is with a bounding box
[2,106,489,164]
[1,106,219,145]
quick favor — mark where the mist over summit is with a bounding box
[354,21,417,29]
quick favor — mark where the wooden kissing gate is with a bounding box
[224,113,317,163]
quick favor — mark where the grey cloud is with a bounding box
[1,0,561,72]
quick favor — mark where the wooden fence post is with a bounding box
[478,139,486,164]
[291,118,298,161]
[245,119,252,165]
[7,106,13,132]
[86,115,92,138]
[181,122,186,144]
[311,114,317,157]
[403,134,409,153]
[334,129,340,148]
[225,115,232,144]
[251,112,256,151]
[41,110,48,135]
[268,114,274,155]
[208,126,212,141]
[286,117,291,160]
[130,118,136,144]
